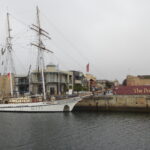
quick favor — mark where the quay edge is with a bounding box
[73,95,150,112]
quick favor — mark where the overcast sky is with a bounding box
[0,0,150,83]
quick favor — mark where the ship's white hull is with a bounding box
[0,97,81,112]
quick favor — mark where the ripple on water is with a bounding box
[0,112,150,150]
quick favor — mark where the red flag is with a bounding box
[8,73,10,79]
[86,63,89,72]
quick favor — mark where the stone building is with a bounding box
[30,64,73,96]
[0,74,29,97]
[0,74,15,98]
[85,74,96,91]
[125,75,150,86]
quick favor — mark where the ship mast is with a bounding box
[31,6,53,100]
[3,13,15,97]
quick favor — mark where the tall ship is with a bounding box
[0,7,85,112]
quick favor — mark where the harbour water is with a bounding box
[0,112,150,150]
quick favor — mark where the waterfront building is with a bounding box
[0,74,14,97]
[114,75,150,95]
[85,74,96,91]
[15,75,29,96]
[124,75,150,86]
[70,71,87,91]
[30,64,73,96]
[0,74,29,97]
[96,80,117,90]
[96,80,108,91]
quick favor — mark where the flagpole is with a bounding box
[86,63,90,91]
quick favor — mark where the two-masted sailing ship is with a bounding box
[0,7,82,112]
